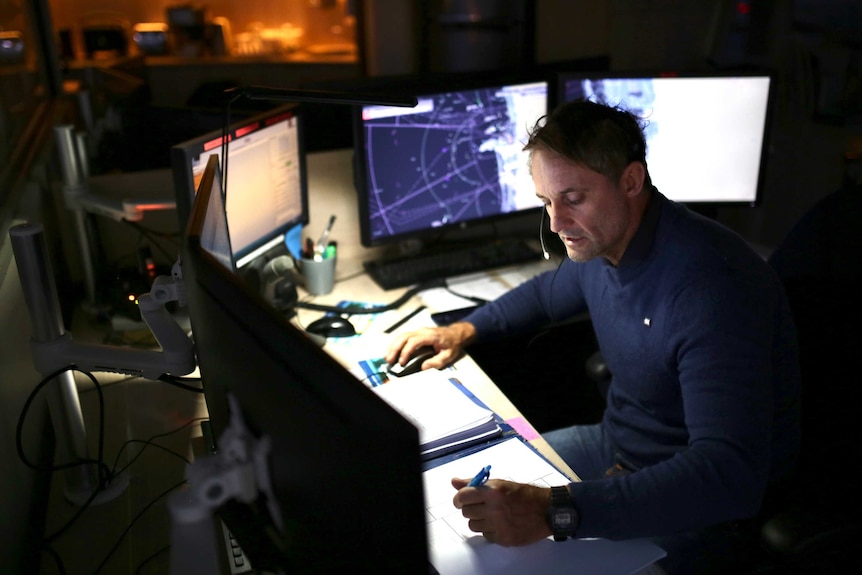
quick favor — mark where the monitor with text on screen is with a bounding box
[558,71,773,206]
[354,79,549,247]
[171,104,308,269]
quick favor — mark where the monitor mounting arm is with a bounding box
[54,125,176,309]
[10,223,196,505]
[168,394,283,575]
[54,124,176,223]
[28,257,196,380]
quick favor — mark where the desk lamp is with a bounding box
[10,223,196,505]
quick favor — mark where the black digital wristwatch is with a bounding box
[549,485,579,541]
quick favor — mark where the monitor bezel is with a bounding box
[553,69,775,208]
[352,74,550,248]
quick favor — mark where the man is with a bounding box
[385,100,800,573]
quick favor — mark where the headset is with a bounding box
[539,208,550,260]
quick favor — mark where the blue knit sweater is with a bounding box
[465,190,800,539]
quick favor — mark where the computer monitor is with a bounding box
[557,71,773,206]
[182,155,428,572]
[171,104,308,269]
[353,78,549,247]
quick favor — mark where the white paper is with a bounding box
[424,438,666,575]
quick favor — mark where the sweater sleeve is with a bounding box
[570,269,792,540]
[462,262,589,341]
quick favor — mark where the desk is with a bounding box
[292,266,579,482]
[40,147,664,574]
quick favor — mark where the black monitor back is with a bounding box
[182,156,428,573]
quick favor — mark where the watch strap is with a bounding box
[550,485,578,542]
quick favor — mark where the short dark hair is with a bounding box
[524,99,651,187]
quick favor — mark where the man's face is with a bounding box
[533,150,638,266]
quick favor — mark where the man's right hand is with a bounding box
[385,322,478,371]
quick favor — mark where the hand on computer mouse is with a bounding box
[385,323,478,372]
[387,346,437,377]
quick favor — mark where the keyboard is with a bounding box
[365,239,543,290]
[221,520,253,574]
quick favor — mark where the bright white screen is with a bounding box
[566,75,771,204]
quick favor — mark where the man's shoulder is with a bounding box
[658,199,765,268]
[649,201,781,307]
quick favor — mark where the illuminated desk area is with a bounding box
[295,149,575,477]
[38,146,666,574]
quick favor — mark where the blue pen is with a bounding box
[468,465,491,487]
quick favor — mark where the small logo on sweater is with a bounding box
[643,317,651,327]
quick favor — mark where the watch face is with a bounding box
[554,510,576,528]
[550,486,578,540]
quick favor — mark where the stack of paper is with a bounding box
[371,370,502,459]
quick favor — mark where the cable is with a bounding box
[92,478,187,574]
[49,417,205,548]
[34,367,115,545]
[333,267,367,283]
[294,278,445,315]
[445,287,488,305]
[110,416,206,477]
[44,475,108,544]
[122,219,180,263]
[158,373,205,393]
[16,366,109,480]
[112,440,192,478]
[539,207,550,260]
[135,545,171,575]
[40,542,67,575]
[35,370,196,545]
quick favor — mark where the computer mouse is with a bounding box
[387,346,437,378]
[305,315,356,338]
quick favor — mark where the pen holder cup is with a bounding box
[299,254,336,295]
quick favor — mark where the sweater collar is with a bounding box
[602,187,663,275]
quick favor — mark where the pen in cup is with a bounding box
[313,214,337,261]
[468,465,491,487]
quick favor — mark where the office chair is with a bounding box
[750,183,862,572]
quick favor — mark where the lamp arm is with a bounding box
[226,85,418,107]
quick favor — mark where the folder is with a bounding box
[371,370,504,459]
